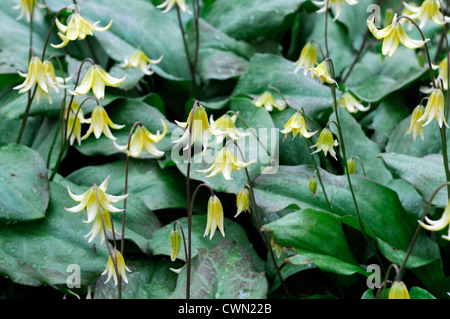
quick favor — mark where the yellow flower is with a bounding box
[417,88,448,128]
[173,104,224,152]
[294,42,318,75]
[65,176,128,225]
[209,113,250,144]
[157,0,191,14]
[388,281,410,299]
[204,195,225,239]
[405,105,425,141]
[85,209,119,245]
[102,248,132,286]
[235,187,250,218]
[403,0,450,29]
[13,0,45,21]
[82,104,125,140]
[280,112,317,140]
[70,65,126,100]
[337,92,370,113]
[419,201,450,240]
[35,59,71,104]
[113,120,167,158]
[197,146,254,181]
[307,60,338,86]
[436,57,448,91]
[51,12,113,49]
[252,91,287,112]
[312,0,359,21]
[65,99,89,146]
[367,13,429,58]
[121,48,163,76]
[310,128,339,160]
[169,229,181,261]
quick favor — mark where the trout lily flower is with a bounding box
[367,13,429,58]
[82,104,125,141]
[65,99,89,146]
[173,104,224,152]
[70,64,126,100]
[405,105,425,141]
[419,200,450,240]
[113,120,168,158]
[102,248,132,286]
[307,60,338,86]
[403,0,450,29]
[65,176,128,225]
[294,42,318,75]
[14,0,45,21]
[417,88,448,128]
[198,146,254,180]
[85,209,119,245]
[209,113,249,144]
[121,48,163,76]
[312,0,359,21]
[310,128,339,160]
[388,281,410,299]
[436,57,448,91]
[204,195,225,239]
[281,112,317,140]
[169,229,181,261]
[51,12,113,49]
[252,91,287,112]
[235,187,250,218]
[337,92,370,113]
[157,0,191,14]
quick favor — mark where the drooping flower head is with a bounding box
[209,113,249,144]
[113,120,167,158]
[307,60,338,86]
[71,64,126,100]
[102,248,132,286]
[403,0,450,29]
[82,104,124,141]
[312,0,359,21]
[388,281,410,299]
[309,176,318,197]
[197,146,254,181]
[51,11,113,49]
[436,57,448,91]
[121,48,163,76]
[417,88,448,128]
[405,104,425,141]
[419,200,450,241]
[65,99,89,146]
[294,42,318,75]
[235,187,250,218]
[169,229,181,261]
[252,91,287,112]
[85,209,118,245]
[310,128,339,160]
[204,195,225,239]
[13,0,45,21]
[280,112,317,141]
[337,92,370,113]
[157,0,191,14]
[367,13,429,58]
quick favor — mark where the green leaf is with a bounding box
[262,208,365,276]
[0,144,49,221]
[169,239,268,299]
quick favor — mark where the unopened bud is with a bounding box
[169,229,181,262]
[309,176,318,197]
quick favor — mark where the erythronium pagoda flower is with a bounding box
[312,0,359,21]
[293,42,318,75]
[235,187,250,218]
[65,176,128,225]
[388,281,410,299]
[436,57,448,91]
[82,104,125,141]
[307,60,338,86]
[252,91,287,112]
[280,112,317,141]
[51,12,113,49]
[71,64,126,100]
[157,0,191,14]
[403,0,450,29]
[419,201,450,240]
[113,120,168,158]
[197,146,254,181]
[36,59,71,104]
[209,113,250,144]
[173,104,225,152]
[102,248,132,286]
[121,48,163,75]
[310,128,339,160]
[204,195,225,239]
[169,229,181,261]
[367,13,429,58]
[65,99,89,146]
[337,92,370,113]
[14,0,45,21]
[405,104,425,141]
[417,88,448,128]
[85,209,118,245]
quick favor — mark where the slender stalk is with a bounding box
[175,5,195,98]
[324,0,330,58]
[191,0,200,97]
[377,264,399,299]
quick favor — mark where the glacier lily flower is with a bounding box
[209,113,249,144]
[405,104,425,141]
[310,128,339,160]
[121,48,163,76]
[252,91,287,112]
[157,0,191,14]
[419,200,450,240]
[436,57,448,91]
[337,92,370,113]
[280,112,317,140]
[388,281,410,299]
[307,60,338,86]
[13,0,45,21]
[312,0,359,21]
[102,248,132,286]
[235,187,250,218]
[417,88,448,128]
[85,209,119,245]
[403,0,450,29]
[204,195,225,239]
[82,104,125,141]
[294,42,318,75]
[65,99,89,146]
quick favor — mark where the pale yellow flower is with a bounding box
[436,57,448,91]
[102,248,132,286]
[405,105,425,141]
[65,99,89,146]
[14,57,51,100]
[403,0,450,29]
[157,0,191,14]
[82,104,125,140]
[310,128,339,160]
[209,113,249,144]
[419,200,450,240]
[307,60,338,86]
[13,0,45,21]
[35,59,71,104]
[85,209,119,245]
[280,112,317,140]
[121,48,163,76]
[252,91,287,112]
[204,195,225,239]
[312,0,359,21]
[235,187,250,218]
[294,42,318,75]
[417,88,448,128]
[337,92,370,113]
[388,281,410,299]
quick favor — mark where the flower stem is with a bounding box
[175,5,195,98]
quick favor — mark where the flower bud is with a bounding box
[388,281,410,299]
[309,176,318,197]
[347,158,356,175]
[169,229,181,262]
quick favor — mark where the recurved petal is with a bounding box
[397,24,428,49]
